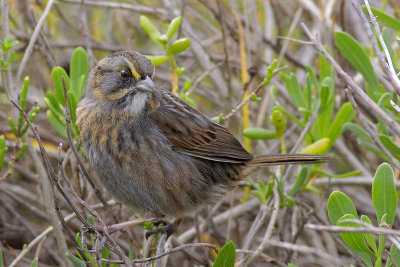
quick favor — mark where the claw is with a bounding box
[145,222,177,239]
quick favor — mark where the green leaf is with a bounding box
[337,214,375,257]
[77,75,86,102]
[66,252,87,267]
[87,214,95,225]
[0,135,7,173]
[382,28,397,73]
[184,79,192,91]
[359,140,389,161]
[168,38,191,54]
[17,76,30,131]
[145,55,170,66]
[386,244,400,267]
[51,66,70,107]
[243,127,277,140]
[378,93,391,135]
[343,122,372,142]
[69,47,88,100]
[279,72,306,109]
[166,16,182,40]
[273,105,304,128]
[360,215,377,254]
[178,93,197,108]
[44,97,64,124]
[327,191,358,225]
[212,240,236,267]
[47,110,67,139]
[312,77,334,139]
[75,233,92,263]
[19,76,30,111]
[271,109,286,138]
[379,134,400,158]
[45,92,63,114]
[30,258,38,267]
[311,169,362,179]
[263,59,278,86]
[68,91,77,124]
[140,15,162,46]
[250,190,267,205]
[20,106,40,136]
[299,137,330,154]
[8,117,17,136]
[372,163,397,226]
[16,143,28,160]
[0,246,2,267]
[319,48,333,82]
[289,167,308,196]
[334,31,382,100]
[327,102,354,148]
[362,6,400,31]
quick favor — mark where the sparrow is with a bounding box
[76,50,327,220]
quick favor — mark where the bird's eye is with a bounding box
[120,68,132,79]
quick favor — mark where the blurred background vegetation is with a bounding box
[1,0,400,266]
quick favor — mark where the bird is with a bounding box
[76,50,327,222]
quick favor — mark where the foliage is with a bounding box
[328,163,397,266]
[212,240,236,267]
[1,0,400,266]
[44,47,88,139]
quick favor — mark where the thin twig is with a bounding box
[59,0,167,15]
[101,243,218,264]
[243,179,280,266]
[8,213,77,267]
[223,81,268,121]
[265,239,346,266]
[354,0,400,95]
[10,100,88,265]
[345,87,400,171]
[61,77,110,208]
[277,7,303,67]
[16,0,56,82]
[306,223,400,236]
[301,23,400,137]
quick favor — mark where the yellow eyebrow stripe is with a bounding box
[129,65,141,79]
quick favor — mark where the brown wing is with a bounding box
[149,89,253,163]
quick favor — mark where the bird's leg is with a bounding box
[106,213,160,234]
[145,218,182,239]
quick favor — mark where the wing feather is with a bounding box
[149,89,253,163]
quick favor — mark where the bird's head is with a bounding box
[84,50,160,116]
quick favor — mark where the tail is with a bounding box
[248,154,330,167]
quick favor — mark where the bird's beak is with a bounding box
[135,76,154,94]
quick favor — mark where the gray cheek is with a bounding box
[100,75,119,91]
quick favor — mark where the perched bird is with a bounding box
[76,50,327,220]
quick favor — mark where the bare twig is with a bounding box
[265,239,346,266]
[353,0,400,95]
[102,243,218,264]
[59,0,167,15]
[10,101,85,266]
[8,213,77,267]
[345,87,400,171]
[223,80,269,121]
[16,0,56,82]
[276,7,303,67]
[301,23,400,137]
[243,179,280,266]
[306,223,400,237]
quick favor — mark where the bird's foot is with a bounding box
[145,221,177,239]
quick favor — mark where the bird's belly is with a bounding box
[86,142,232,218]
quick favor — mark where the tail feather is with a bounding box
[248,154,330,167]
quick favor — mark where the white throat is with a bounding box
[125,92,148,116]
